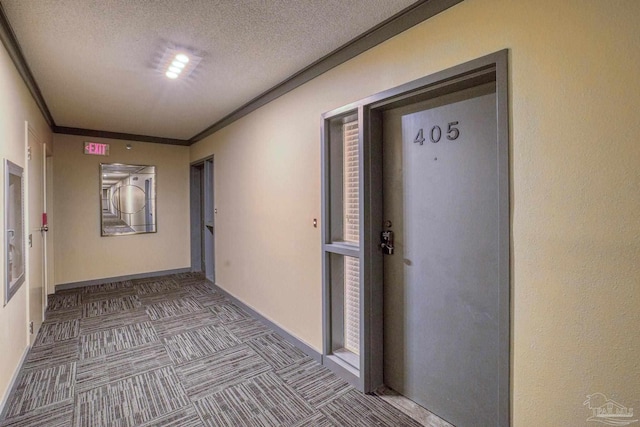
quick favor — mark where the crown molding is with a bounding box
[53,126,190,146]
[0,0,463,146]
[0,2,55,127]
[189,0,463,144]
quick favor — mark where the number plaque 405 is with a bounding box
[414,121,459,145]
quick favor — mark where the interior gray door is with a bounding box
[382,83,501,426]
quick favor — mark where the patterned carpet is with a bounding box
[0,273,423,427]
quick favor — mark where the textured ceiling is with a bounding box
[1,0,417,141]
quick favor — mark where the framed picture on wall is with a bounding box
[4,159,25,305]
[100,163,157,236]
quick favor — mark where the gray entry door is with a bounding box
[382,83,500,426]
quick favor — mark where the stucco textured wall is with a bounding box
[190,0,640,424]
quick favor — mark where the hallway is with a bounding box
[1,2,638,425]
[0,273,428,427]
[101,212,135,235]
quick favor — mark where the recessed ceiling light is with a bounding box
[159,47,202,80]
[167,53,189,77]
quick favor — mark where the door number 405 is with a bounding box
[414,121,459,145]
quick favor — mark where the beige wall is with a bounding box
[190,0,640,424]
[52,135,190,285]
[0,43,52,406]
[0,0,637,423]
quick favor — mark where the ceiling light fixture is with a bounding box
[160,48,201,80]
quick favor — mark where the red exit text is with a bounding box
[83,142,110,156]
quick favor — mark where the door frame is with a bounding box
[190,157,215,282]
[321,50,510,423]
[26,122,47,341]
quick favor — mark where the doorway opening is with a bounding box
[190,158,214,282]
[321,51,510,426]
[27,124,47,344]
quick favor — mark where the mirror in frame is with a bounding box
[100,163,156,236]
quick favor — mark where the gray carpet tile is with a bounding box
[196,292,230,308]
[75,366,190,427]
[79,308,150,335]
[171,272,204,280]
[135,279,181,295]
[80,321,158,359]
[145,297,204,320]
[175,344,271,400]
[82,280,133,293]
[194,372,314,427]
[81,287,137,304]
[247,333,308,370]
[289,412,335,427]
[320,389,424,427]
[163,324,241,365]
[33,319,79,346]
[81,294,141,317]
[137,288,193,305]
[75,342,172,393]
[4,362,76,419]
[47,294,80,311]
[150,309,221,338]
[277,357,353,409]
[209,303,250,323]
[22,340,79,371]
[0,402,73,427]
[192,291,229,308]
[278,358,352,409]
[132,276,177,285]
[43,307,83,323]
[224,317,272,342]
[0,273,426,427]
[182,283,224,298]
[176,277,216,292]
[138,405,203,427]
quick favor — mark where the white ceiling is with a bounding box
[1,0,418,141]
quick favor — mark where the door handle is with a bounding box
[41,213,48,232]
[380,230,394,255]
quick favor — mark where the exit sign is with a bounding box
[84,142,109,156]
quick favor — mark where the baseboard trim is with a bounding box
[210,282,322,363]
[0,345,30,419]
[55,267,192,292]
